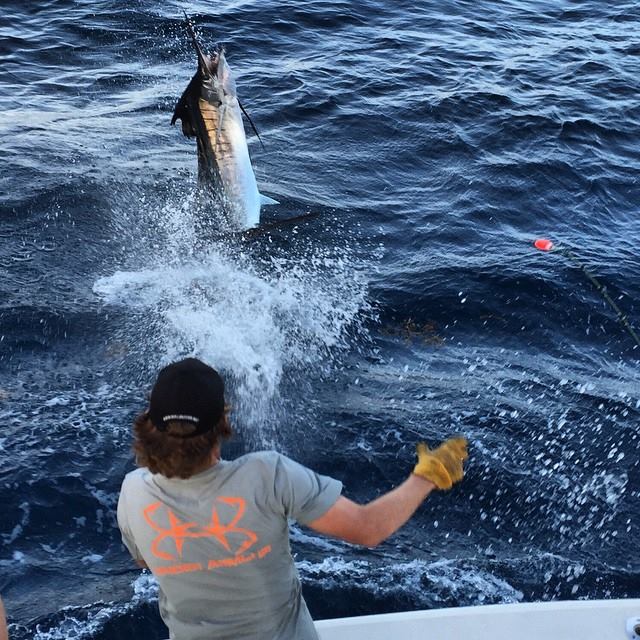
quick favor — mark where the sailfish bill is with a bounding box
[171,16,271,230]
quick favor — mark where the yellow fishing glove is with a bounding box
[412,437,468,489]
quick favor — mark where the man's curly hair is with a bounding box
[133,412,232,479]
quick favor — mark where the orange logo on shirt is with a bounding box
[142,497,271,575]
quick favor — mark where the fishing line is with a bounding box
[534,238,640,351]
[3,70,24,84]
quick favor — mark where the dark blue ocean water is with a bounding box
[1,0,639,637]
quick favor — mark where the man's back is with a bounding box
[117,451,342,640]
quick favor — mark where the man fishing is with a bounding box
[117,357,468,640]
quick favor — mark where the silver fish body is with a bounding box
[172,25,260,229]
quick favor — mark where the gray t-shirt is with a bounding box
[117,451,342,640]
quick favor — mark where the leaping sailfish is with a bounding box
[171,16,271,230]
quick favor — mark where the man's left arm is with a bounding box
[0,595,8,640]
[117,484,147,570]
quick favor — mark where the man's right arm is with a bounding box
[307,474,435,547]
[307,437,468,547]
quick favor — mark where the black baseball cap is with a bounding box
[148,358,225,438]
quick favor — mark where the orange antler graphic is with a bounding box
[204,497,258,555]
[143,502,200,561]
[142,497,259,563]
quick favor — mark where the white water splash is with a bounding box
[93,243,370,434]
[296,556,523,606]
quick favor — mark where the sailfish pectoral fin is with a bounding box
[172,101,195,138]
[238,99,266,151]
[171,74,201,138]
[171,93,187,127]
[172,102,196,138]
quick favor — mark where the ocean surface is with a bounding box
[1,0,639,637]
